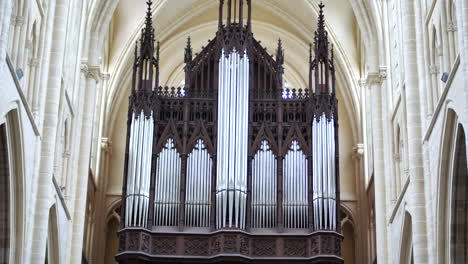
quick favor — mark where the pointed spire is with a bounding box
[317,2,326,37]
[141,0,155,57]
[276,39,284,66]
[314,1,329,61]
[309,1,335,95]
[185,37,192,63]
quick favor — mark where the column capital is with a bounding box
[429,64,439,75]
[447,21,457,32]
[15,16,25,26]
[101,137,113,154]
[28,57,40,67]
[366,66,387,86]
[101,72,111,81]
[81,61,102,82]
[352,143,365,160]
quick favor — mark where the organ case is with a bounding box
[117,1,343,263]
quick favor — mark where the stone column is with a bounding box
[30,0,68,263]
[458,0,468,105]
[414,1,435,262]
[91,137,112,264]
[368,72,388,264]
[69,62,101,263]
[352,143,367,264]
[401,1,429,263]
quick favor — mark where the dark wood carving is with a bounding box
[185,237,209,256]
[151,236,176,255]
[251,238,276,257]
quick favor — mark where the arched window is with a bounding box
[450,125,467,263]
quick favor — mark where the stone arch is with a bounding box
[0,123,10,263]
[340,205,357,264]
[436,108,461,263]
[46,205,60,264]
[0,110,26,264]
[449,123,467,263]
[104,201,121,264]
[399,212,414,264]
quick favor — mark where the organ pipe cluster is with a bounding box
[216,49,250,229]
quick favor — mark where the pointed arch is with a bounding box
[282,124,309,156]
[0,123,10,263]
[46,205,60,264]
[449,124,467,263]
[0,110,25,264]
[155,120,183,154]
[250,124,278,156]
[436,108,458,263]
[399,212,414,264]
[187,121,215,155]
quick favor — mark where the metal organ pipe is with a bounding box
[125,112,154,228]
[312,113,337,230]
[283,141,308,229]
[185,140,213,227]
[251,141,277,229]
[216,49,249,229]
[153,138,181,227]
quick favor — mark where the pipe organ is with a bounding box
[118,1,343,263]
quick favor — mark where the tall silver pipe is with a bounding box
[125,113,136,227]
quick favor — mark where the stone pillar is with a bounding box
[69,62,101,263]
[30,0,68,263]
[352,143,367,264]
[414,1,435,263]
[458,0,468,108]
[91,137,113,264]
[401,1,429,263]
[368,72,388,264]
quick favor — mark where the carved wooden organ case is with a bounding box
[117,1,343,263]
